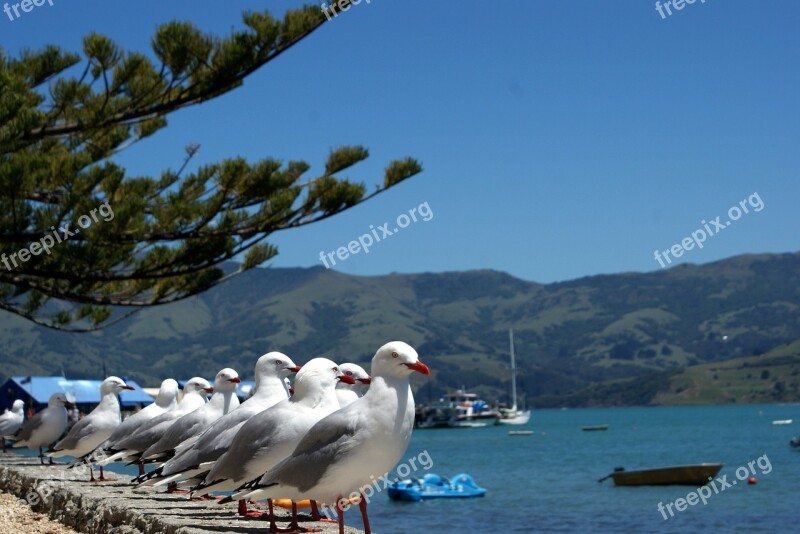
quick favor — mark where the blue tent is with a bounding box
[1,376,154,412]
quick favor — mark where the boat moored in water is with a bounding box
[600,463,723,486]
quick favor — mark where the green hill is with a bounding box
[1,252,799,407]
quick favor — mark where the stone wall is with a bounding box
[0,455,364,533]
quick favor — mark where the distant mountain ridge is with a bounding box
[1,252,798,407]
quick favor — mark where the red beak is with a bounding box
[405,361,430,375]
[204,387,214,393]
[288,366,302,373]
[359,377,372,385]
[63,401,76,409]
[122,385,135,391]
[289,387,295,395]
[228,377,241,384]
[338,374,357,385]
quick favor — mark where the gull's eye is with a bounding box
[392,352,399,359]
[275,360,282,366]
[346,371,353,376]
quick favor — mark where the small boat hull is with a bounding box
[611,464,723,486]
[582,424,609,431]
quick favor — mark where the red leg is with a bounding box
[89,465,96,482]
[336,495,345,534]
[359,493,371,534]
[310,501,336,523]
[290,502,300,530]
[98,465,114,482]
[166,482,188,494]
[269,499,279,533]
[39,447,45,465]
[138,462,145,477]
[238,499,266,518]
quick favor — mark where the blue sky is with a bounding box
[2,0,798,283]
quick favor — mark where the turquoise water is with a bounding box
[13,404,798,533]
[366,404,799,533]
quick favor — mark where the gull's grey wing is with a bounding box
[259,407,361,492]
[53,417,95,451]
[112,411,180,451]
[14,411,46,443]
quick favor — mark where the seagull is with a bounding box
[233,341,429,534]
[88,378,180,475]
[136,353,300,491]
[196,358,354,526]
[0,400,25,453]
[47,376,135,481]
[335,363,371,408]
[12,392,74,464]
[139,368,240,465]
[96,377,211,468]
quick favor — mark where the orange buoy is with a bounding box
[747,476,757,485]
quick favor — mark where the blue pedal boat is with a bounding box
[388,473,487,502]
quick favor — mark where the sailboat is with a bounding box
[498,329,531,425]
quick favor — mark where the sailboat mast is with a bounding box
[509,328,517,411]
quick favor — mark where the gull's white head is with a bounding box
[370,341,430,379]
[336,363,371,390]
[184,377,213,395]
[48,392,74,409]
[213,368,241,392]
[100,376,135,396]
[10,399,25,414]
[155,379,180,407]
[293,357,355,398]
[254,352,301,385]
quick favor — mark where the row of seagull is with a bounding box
[1,341,430,534]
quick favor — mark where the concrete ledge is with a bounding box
[0,455,364,533]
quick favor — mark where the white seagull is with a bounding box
[335,363,371,408]
[96,377,211,468]
[139,368,240,464]
[196,358,354,525]
[47,376,135,481]
[137,353,300,491]
[0,399,25,453]
[90,378,180,475]
[233,341,429,534]
[12,392,74,464]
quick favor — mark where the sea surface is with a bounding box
[365,404,799,533]
[13,404,799,533]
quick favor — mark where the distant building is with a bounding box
[1,376,153,414]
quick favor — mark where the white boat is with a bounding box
[498,329,531,426]
[417,389,501,428]
[772,419,793,425]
